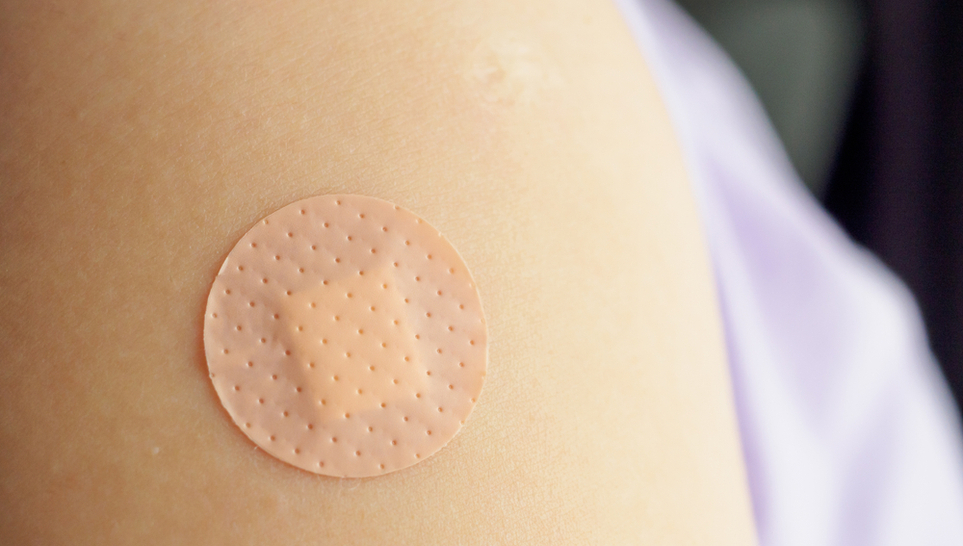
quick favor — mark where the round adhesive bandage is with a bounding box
[203,195,487,478]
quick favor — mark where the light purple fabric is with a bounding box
[614,0,963,544]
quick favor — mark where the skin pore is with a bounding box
[0,0,757,544]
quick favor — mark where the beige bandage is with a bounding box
[204,195,487,478]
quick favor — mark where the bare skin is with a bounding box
[0,0,757,544]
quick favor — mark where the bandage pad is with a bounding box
[203,195,487,478]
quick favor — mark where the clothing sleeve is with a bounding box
[616,1,963,544]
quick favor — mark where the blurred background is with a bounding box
[674,0,963,416]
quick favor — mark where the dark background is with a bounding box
[676,0,963,415]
